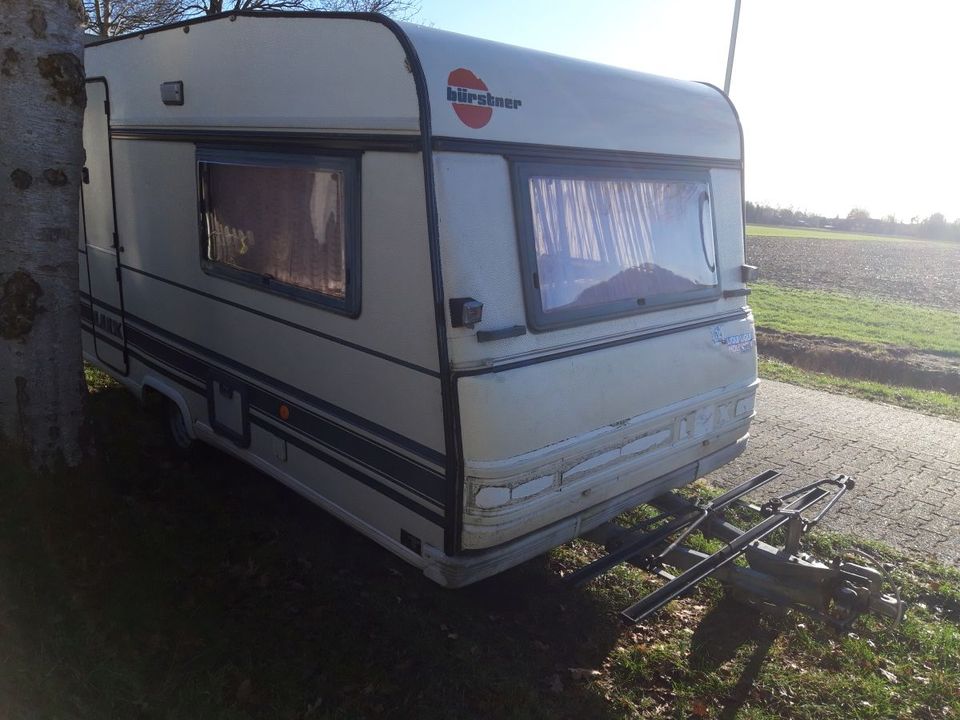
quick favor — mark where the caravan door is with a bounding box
[80,78,127,374]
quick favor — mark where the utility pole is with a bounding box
[724,0,742,95]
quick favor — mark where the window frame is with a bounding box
[510,159,722,332]
[196,146,361,318]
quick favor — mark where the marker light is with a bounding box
[449,297,484,328]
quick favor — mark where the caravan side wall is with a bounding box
[79,16,450,566]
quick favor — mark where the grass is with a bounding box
[748,282,960,356]
[0,367,957,718]
[84,362,117,392]
[745,224,943,244]
[759,358,960,422]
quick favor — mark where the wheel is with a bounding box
[166,398,195,452]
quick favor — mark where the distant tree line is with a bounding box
[745,202,960,242]
[84,0,419,38]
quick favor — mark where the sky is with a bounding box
[416,0,959,222]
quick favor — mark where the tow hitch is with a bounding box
[567,470,905,631]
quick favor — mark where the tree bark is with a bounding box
[0,0,88,468]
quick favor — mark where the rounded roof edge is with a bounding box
[401,21,742,161]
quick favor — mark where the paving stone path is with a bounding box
[704,380,960,566]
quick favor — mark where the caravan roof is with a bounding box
[86,12,740,161]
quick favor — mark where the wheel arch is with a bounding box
[140,376,197,439]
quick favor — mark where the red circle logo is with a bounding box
[448,68,493,129]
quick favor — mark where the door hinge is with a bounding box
[112,231,119,248]
[104,99,110,116]
[115,267,121,282]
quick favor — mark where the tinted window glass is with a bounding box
[197,149,359,315]
[203,162,346,298]
[527,174,717,315]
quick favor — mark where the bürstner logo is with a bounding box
[446,68,523,129]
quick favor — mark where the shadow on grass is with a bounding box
[0,387,627,719]
[687,598,782,719]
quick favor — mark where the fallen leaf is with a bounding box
[568,668,601,681]
[691,698,709,717]
[878,668,898,684]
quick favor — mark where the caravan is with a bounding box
[79,12,759,588]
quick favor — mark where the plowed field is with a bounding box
[745,234,960,312]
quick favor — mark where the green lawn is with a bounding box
[746,224,940,244]
[759,358,960,422]
[749,283,960,356]
[0,369,957,718]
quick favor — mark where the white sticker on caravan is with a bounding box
[712,325,754,353]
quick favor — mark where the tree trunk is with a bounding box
[0,0,88,469]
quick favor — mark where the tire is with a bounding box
[165,398,195,453]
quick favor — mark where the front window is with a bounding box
[514,162,719,330]
[198,148,359,315]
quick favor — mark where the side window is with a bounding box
[197,148,360,316]
[513,161,720,330]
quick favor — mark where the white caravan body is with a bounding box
[79,13,758,587]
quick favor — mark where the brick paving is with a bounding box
[704,380,960,566]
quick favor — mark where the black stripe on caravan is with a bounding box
[111,322,444,518]
[249,413,445,526]
[452,310,751,379]
[432,136,744,171]
[118,264,440,379]
[116,321,445,510]
[80,320,125,352]
[124,325,209,379]
[80,291,122,317]
[86,323,444,524]
[129,348,207,395]
[121,313,444,466]
[111,127,422,153]
[85,312,204,393]
[120,320,446,504]
[245,385,445,505]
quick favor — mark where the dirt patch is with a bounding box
[36,53,85,107]
[0,271,43,340]
[757,328,960,393]
[746,235,960,312]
